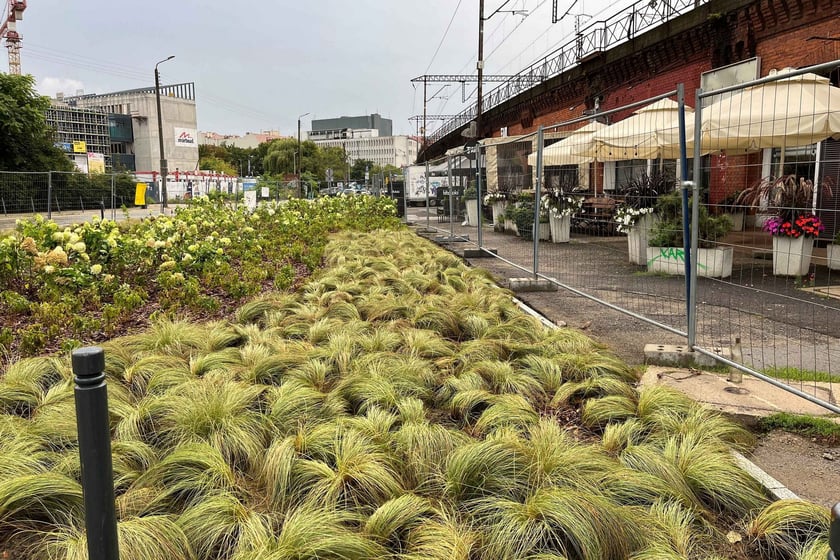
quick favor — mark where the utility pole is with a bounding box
[154,55,175,213]
[476,0,485,139]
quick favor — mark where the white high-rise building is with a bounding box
[309,113,418,167]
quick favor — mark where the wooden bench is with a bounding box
[572,196,618,235]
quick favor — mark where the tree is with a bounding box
[350,159,375,182]
[199,155,237,176]
[0,74,73,172]
[263,138,298,175]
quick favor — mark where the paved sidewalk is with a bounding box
[407,207,840,414]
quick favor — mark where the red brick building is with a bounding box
[422,0,840,228]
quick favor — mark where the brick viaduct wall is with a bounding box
[424,0,839,202]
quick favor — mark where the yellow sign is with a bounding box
[87,152,105,174]
[72,141,87,153]
[135,183,147,207]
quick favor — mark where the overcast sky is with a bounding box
[17,0,636,137]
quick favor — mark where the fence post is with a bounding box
[71,347,120,560]
[533,126,544,279]
[477,145,484,250]
[688,88,703,348]
[47,171,53,220]
[447,155,455,239]
[111,174,117,221]
[677,83,693,336]
[425,161,431,231]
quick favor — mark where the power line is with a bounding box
[425,0,464,74]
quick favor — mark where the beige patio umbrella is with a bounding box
[700,71,840,155]
[527,121,607,167]
[578,98,695,161]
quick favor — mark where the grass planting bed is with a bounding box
[0,221,831,560]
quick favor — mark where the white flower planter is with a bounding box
[505,219,517,234]
[724,212,745,232]
[465,199,479,227]
[627,213,658,265]
[492,202,508,226]
[548,214,571,243]
[646,246,734,278]
[539,222,550,241]
[772,236,814,277]
[827,244,840,270]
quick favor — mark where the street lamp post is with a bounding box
[154,55,175,213]
[297,112,310,198]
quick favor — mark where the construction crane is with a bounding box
[1,0,26,74]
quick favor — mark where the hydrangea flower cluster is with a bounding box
[614,205,655,233]
[483,191,509,205]
[763,213,824,238]
[540,190,584,218]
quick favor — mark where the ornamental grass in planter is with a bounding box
[0,228,827,560]
[735,175,833,277]
[646,192,734,278]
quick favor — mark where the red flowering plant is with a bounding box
[736,174,833,238]
[763,214,824,238]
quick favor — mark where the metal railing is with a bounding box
[426,0,708,145]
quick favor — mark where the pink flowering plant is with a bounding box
[763,214,824,238]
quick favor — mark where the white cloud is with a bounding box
[37,77,86,98]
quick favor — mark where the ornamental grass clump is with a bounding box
[0,229,829,559]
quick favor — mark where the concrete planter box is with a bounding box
[828,244,840,270]
[549,213,571,243]
[646,246,734,278]
[773,236,813,276]
[492,202,508,226]
[724,212,745,232]
[465,199,479,226]
[627,213,658,265]
[539,222,550,241]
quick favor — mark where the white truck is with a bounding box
[403,164,449,206]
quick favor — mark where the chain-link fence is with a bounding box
[416,58,840,414]
[0,171,142,222]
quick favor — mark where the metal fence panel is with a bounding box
[424,68,840,413]
[690,60,840,409]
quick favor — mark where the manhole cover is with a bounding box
[724,386,749,395]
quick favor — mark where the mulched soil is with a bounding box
[0,261,314,365]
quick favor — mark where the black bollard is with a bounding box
[72,347,120,560]
[100,200,105,220]
[830,503,840,560]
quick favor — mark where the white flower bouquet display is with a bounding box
[614,205,655,233]
[540,190,584,218]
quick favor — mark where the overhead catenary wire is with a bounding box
[424,0,464,74]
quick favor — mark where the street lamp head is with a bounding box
[155,55,175,69]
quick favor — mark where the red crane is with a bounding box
[0,0,26,75]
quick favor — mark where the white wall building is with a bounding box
[63,83,199,174]
[308,113,417,168]
[314,135,419,168]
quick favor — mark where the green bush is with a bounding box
[648,192,731,248]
